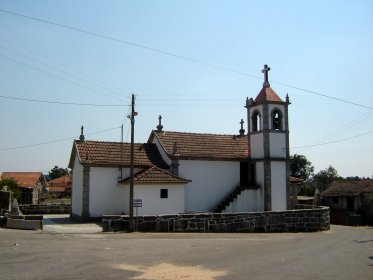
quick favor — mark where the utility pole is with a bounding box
[128,94,137,232]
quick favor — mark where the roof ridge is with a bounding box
[156,130,246,137]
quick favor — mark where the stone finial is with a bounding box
[79,126,85,142]
[239,119,245,136]
[172,142,179,156]
[10,198,23,216]
[156,115,163,132]
[286,93,290,103]
[262,64,271,87]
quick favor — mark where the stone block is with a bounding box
[137,221,157,232]
[7,218,42,230]
[101,220,111,232]
[174,219,188,230]
[25,215,43,220]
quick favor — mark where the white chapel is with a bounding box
[69,65,291,221]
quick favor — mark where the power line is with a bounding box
[0,41,129,100]
[0,94,129,107]
[1,9,372,110]
[291,131,373,149]
[0,126,121,151]
[0,54,128,103]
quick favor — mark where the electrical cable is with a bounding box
[1,9,372,110]
[0,94,129,107]
[291,131,373,149]
[0,126,121,151]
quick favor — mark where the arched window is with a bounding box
[271,109,282,130]
[252,111,261,132]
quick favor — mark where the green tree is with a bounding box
[0,178,22,202]
[290,154,314,181]
[313,165,341,192]
[48,166,70,181]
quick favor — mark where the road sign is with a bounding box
[133,198,142,207]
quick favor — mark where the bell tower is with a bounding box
[245,65,290,211]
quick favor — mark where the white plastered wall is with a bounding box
[250,134,264,158]
[255,161,265,211]
[71,156,83,217]
[132,184,185,215]
[271,161,287,211]
[179,160,240,212]
[269,133,286,158]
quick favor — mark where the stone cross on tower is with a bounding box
[239,119,245,136]
[262,64,271,87]
[156,115,163,132]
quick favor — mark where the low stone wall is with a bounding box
[19,204,71,215]
[102,207,330,233]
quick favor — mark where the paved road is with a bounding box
[0,224,371,280]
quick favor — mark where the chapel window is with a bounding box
[252,111,261,132]
[160,189,168,199]
[272,109,282,131]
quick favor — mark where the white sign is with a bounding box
[133,198,142,207]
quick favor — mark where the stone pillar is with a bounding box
[82,165,90,221]
[0,188,11,215]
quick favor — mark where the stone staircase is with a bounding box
[212,184,259,213]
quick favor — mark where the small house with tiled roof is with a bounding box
[69,65,291,221]
[321,180,373,224]
[0,172,48,204]
[48,174,72,197]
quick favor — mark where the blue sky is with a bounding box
[0,1,372,178]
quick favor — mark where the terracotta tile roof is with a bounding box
[48,174,72,184]
[321,180,373,197]
[1,172,44,189]
[290,176,303,184]
[70,140,169,168]
[48,174,72,189]
[150,131,248,161]
[255,86,283,104]
[120,166,190,184]
[48,187,66,193]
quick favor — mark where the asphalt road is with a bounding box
[0,223,372,280]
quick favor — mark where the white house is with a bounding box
[69,65,291,221]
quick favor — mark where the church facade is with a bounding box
[69,65,291,221]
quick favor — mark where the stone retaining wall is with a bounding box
[102,207,330,233]
[19,204,71,215]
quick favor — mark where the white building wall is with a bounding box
[72,156,83,217]
[179,160,240,212]
[250,134,264,158]
[255,161,265,211]
[89,167,128,217]
[269,133,286,158]
[132,184,185,215]
[271,161,287,211]
[223,189,259,213]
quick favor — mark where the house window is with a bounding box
[332,197,338,204]
[160,189,168,199]
[271,109,282,130]
[252,111,261,132]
